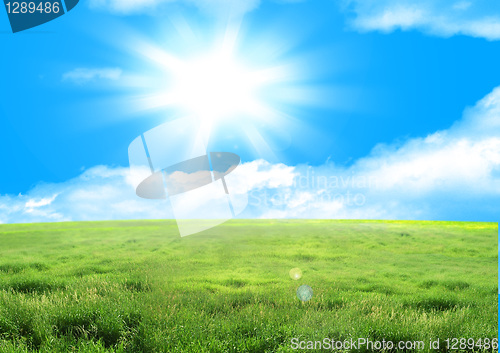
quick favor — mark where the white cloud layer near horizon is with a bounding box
[0,86,499,224]
[344,0,500,40]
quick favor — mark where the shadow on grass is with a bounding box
[223,278,247,288]
[123,279,152,293]
[53,309,142,348]
[1,279,66,294]
[404,296,473,312]
[0,262,50,274]
[73,266,112,277]
[420,280,470,291]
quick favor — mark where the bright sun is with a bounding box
[126,20,312,158]
[171,52,262,122]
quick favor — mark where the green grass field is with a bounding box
[0,220,497,352]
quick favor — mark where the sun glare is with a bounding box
[124,19,318,159]
[171,52,262,123]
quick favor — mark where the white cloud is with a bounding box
[25,194,58,210]
[62,68,123,84]
[247,86,500,221]
[345,0,500,40]
[0,160,296,224]
[88,0,260,17]
[0,87,499,223]
[229,159,297,191]
[0,167,172,224]
[24,194,62,221]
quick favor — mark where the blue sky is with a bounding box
[0,0,499,223]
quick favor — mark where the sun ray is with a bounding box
[87,16,334,161]
[133,41,185,73]
[132,92,178,112]
[243,123,279,161]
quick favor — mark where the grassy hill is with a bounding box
[0,220,497,352]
